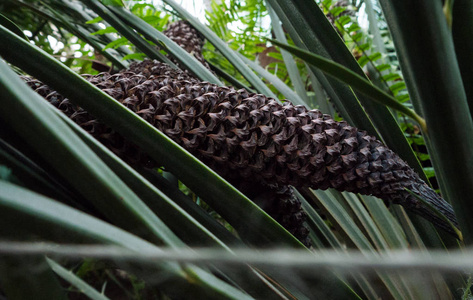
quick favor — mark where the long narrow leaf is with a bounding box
[0,255,67,300]
[0,55,183,248]
[268,39,426,132]
[0,12,28,40]
[207,60,254,91]
[61,113,284,298]
[82,0,175,66]
[452,0,473,113]
[265,0,378,136]
[266,3,310,104]
[46,258,109,300]
[237,52,306,105]
[54,108,230,249]
[0,141,79,207]
[0,180,252,300]
[13,0,128,69]
[136,167,243,247]
[378,0,473,245]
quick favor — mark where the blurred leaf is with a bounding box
[102,36,128,50]
[122,52,146,60]
[47,258,109,300]
[54,108,232,249]
[0,180,252,299]
[90,26,117,35]
[0,255,67,300]
[85,15,103,24]
[100,0,124,6]
[0,12,28,40]
[452,0,473,113]
[0,166,14,182]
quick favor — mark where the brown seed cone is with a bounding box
[125,58,199,83]
[252,185,311,247]
[161,20,311,246]
[23,63,458,237]
[227,177,310,246]
[129,19,312,246]
[162,20,214,73]
[162,20,312,242]
[24,68,312,246]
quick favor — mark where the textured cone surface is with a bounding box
[23,61,458,236]
[253,185,311,246]
[126,58,199,83]
[24,18,312,245]
[24,68,312,244]
[22,20,459,243]
[162,21,214,73]
[228,177,311,245]
[132,20,311,244]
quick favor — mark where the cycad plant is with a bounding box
[0,0,472,299]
